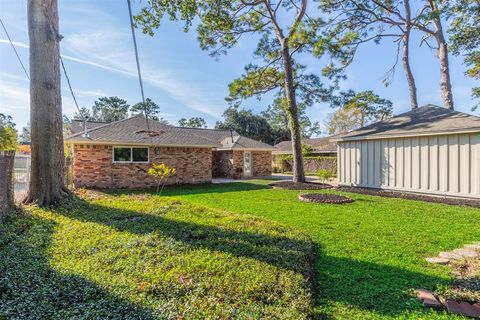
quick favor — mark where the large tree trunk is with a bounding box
[436,33,454,110]
[403,0,418,110]
[281,43,305,183]
[429,1,454,110]
[25,0,69,205]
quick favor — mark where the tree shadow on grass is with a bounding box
[0,211,158,319]
[54,195,452,319]
[104,181,273,198]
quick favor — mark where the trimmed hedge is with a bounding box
[276,156,337,175]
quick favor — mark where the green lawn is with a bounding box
[158,180,480,319]
[0,191,314,319]
[2,181,479,319]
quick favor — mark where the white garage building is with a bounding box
[331,105,480,199]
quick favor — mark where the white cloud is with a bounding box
[0,77,76,128]
[2,34,225,119]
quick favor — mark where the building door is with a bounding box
[244,151,252,177]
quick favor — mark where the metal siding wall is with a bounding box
[420,137,429,190]
[471,133,480,195]
[404,138,412,189]
[448,135,459,193]
[411,137,420,190]
[339,132,480,198]
[438,136,449,192]
[429,136,439,191]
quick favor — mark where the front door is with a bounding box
[244,151,252,177]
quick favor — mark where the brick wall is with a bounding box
[212,150,233,178]
[73,144,212,189]
[252,151,272,176]
[222,150,272,179]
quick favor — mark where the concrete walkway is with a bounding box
[212,174,338,185]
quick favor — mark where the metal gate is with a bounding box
[14,154,31,201]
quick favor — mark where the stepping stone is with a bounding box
[453,248,479,258]
[446,300,480,318]
[426,257,450,265]
[464,244,480,251]
[439,251,463,260]
[415,289,444,310]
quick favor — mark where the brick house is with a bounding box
[65,116,273,189]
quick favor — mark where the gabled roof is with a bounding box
[65,116,274,150]
[218,135,274,150]
[70,120,107,134]
[66,116,218,147]
[331,105,480,141]
[273,137,337,154]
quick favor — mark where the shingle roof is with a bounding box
[331,105,480,141]
[70,120,107,134]
[66,116,274,150]
[66,116,217,147]
[273,137,337,154]
[173,127,239,144]
[219,135,274,150]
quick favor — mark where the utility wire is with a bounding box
[126,0,153,141]
[60,56,82,117]
[127,0,146,105]
[0,17,30,80]
[42,11,85,122]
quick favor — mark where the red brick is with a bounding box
[446,300,480,318]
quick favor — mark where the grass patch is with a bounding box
[156,180,480,319]
[0,191,315,319]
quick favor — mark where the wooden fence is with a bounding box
[0,150,15,217]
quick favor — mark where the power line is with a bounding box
[126,0,153,142]
[60,56,82,117]
[126,0,145,105]
[42,10,86,123]
[0,17,30,80]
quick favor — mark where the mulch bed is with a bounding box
[337,186,480,208]
[298,193,354,204]
[269,181,333,190]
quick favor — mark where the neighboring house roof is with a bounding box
[331,105,480,142]
[70,120,107,134]
[65,116,274,150]
[218,135,274,150]
[273,137,337,154]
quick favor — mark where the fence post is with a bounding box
[0,150,16,218]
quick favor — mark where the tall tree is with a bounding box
[261,97,322,141]
[334,90,393,127]
[73,106,93,121]
[131,98,162,121]
[415,0,454,109]
[25,0,69,205]
[19,123,31,143]
[178,117,207,128]
[0,114,17,150]
[448,0,479,111]
[92,96,130,122]
[327,108,363,135]
[321,0,419,109]
[136,0,339,182]
[215,106,275,144]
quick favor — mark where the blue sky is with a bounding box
[0,0,478,135]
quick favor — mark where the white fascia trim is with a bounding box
[66,140,217,149]
[216,147,274,151]
[331,128,480,142]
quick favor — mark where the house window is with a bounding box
[113,147,149,163]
